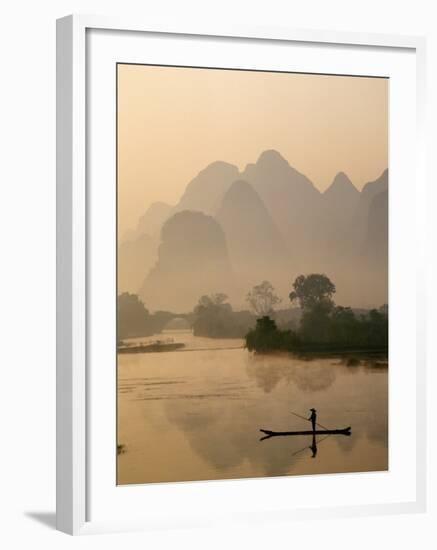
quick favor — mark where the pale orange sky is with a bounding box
[118,64,388,235]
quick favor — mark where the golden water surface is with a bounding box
[117,331,388,485]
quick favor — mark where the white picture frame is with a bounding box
[56,14,427,535]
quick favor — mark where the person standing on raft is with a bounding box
[308,408,317,432]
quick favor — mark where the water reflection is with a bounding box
[292,433,326,459]
[246,354,338,393]
[117,338,388,484]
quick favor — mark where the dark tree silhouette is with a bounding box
[289,275,336,344]
[118,292,154,340]
[289,274,336,312]
[117,293,192,340]
[246,274,388,353]
[193,293,254,338]
[246,316,300,352]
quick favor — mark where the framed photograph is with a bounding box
[56,15,427,535]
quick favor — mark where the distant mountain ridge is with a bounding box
[120,150,388,311]
[242,150,322,250]
[323,172,359,203]
[173,161,240,216]
[136,201,173,237]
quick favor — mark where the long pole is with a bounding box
[291,411,330,431]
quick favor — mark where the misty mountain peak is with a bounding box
[221,179,259,201]
[256,149,290,169]
[217,180,271,224]
[197,160,239,178]
[160,210,227,251]
[248,149,316,188]
[131,201,172,240]
[174,160,239,216]
[325,172,358,197]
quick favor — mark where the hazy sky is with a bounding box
[118,64,388,235]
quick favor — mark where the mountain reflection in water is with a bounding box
[117,332,388,485]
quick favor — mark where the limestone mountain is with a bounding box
[323,172,359,212]
[126,151,388,310]
[216,179,290,300]
[358,189,389,307]
[135,201,173,237]
[339,170,389,307]
[319,172,360,253]
[139,210,235,312]
[173,161,240,216]
[365,189,388,261]
[353,169,389,243]
[361,169,389,204]
[118,233,158,294]
[242,150,322,248]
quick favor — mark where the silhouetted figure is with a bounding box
[308,408,317,432]
[309,433,318,458]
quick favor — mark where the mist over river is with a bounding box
[117,330,388,485]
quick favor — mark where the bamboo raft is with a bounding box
[118,342,185,354]
[259,427,351,438]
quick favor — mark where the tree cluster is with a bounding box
[192,293,254,338]
[246,274,388,353]
[117,292,190,340]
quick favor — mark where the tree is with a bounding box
[195,293,229,310]
[289,274,336,313]
[193,293,233,337]
[245,315,300,353]
[288,274,336,345]
[329,306,359,345]
[117,292,154,340]
[246,281,281,317]
[245,271,389,352]
[299,304,332,344]
[193,293,256,338]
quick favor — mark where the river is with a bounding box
[117,330,388,485]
